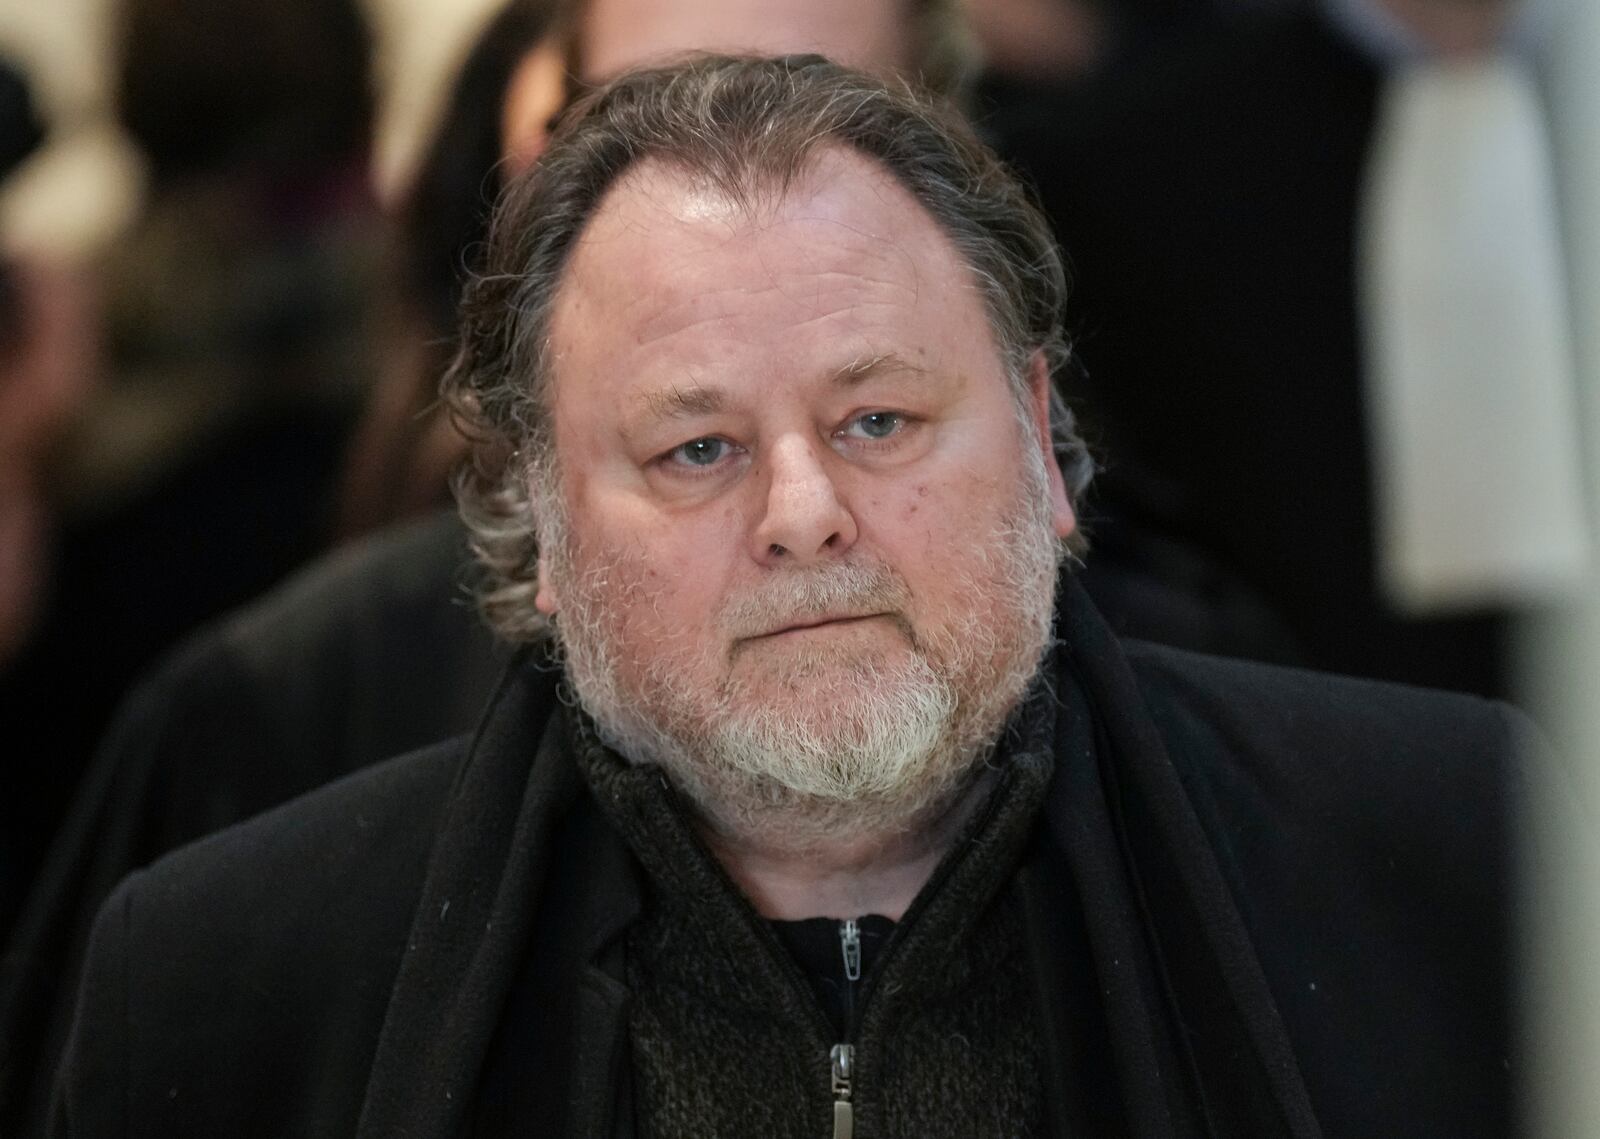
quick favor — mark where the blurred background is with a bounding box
[0,0,1593,1132]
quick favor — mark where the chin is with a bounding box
[726,644,916,701]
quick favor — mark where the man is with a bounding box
[50,56,1519,1138]
[997,0,1583,698]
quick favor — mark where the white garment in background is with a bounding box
[1360,57,1590,613]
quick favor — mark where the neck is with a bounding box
[699,770,997,921]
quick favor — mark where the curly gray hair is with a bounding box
[443,53,1093,642]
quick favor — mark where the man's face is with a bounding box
[537,147,1075,843]
[578,0,913,83]
[500,0,915,196]
[1367,0,1512,56]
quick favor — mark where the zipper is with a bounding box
[830,1042,855,1139]
[838,919,862,1038]
[831,920,862,1137]
[840,919,862,981]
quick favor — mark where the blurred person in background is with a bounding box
[76,0,386,546]
[0,0,385,1030]
[0,57,61,674]
[19,0,387,720]
[999,0,1585,698]
[0,52,96,948]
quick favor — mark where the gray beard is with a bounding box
[541,441,1063,851]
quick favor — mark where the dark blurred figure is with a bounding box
[963,0,1309,121]
[0,55,86,941]
[0,61,55,674]
[998,0,1573,697]
[0,0,384,940]
[0,4,550,1126]
[117,0,371,184]
[83,0,384,510]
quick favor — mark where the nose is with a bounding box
[751,434,858,566]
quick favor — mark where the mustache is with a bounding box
[720,560,912,641]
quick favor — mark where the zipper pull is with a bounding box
[830,1043,855,1139]
[839,919,861,982]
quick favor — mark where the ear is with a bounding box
[1023,351,1077,540]
[534,547,560,616]
[501,38,567,173]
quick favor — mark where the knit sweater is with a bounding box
[570,690,1057,1139]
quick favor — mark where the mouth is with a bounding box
[730,612,895,657]
[764,613,888,638]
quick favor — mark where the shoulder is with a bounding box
[101,510,504,831]
[1108,639,1528,948]
[1124,637,1517,749]
[1103,644,1524,1132]
[205,508,489,679]
[1121,639,1521,829]
[110,735,468,964]
[127,508,487,704]
[1124,638,1520,768]
[55,739,470,1134]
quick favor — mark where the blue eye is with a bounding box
[671,438,728,466]
[849,412,903,439]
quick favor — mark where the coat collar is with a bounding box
[354,651,642,1139]
[1045,577,1322,1138]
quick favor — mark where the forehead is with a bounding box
[545,145,999,397]
[578,0,913,82]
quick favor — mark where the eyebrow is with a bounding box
[636,383,725,424]
[830,352,928,387]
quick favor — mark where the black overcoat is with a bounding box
[49,581,1524,1137]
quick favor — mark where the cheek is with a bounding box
[596,520,739,646]
[865,475,988,582]
[869,455,1024,588]
[897,466,1009,534]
